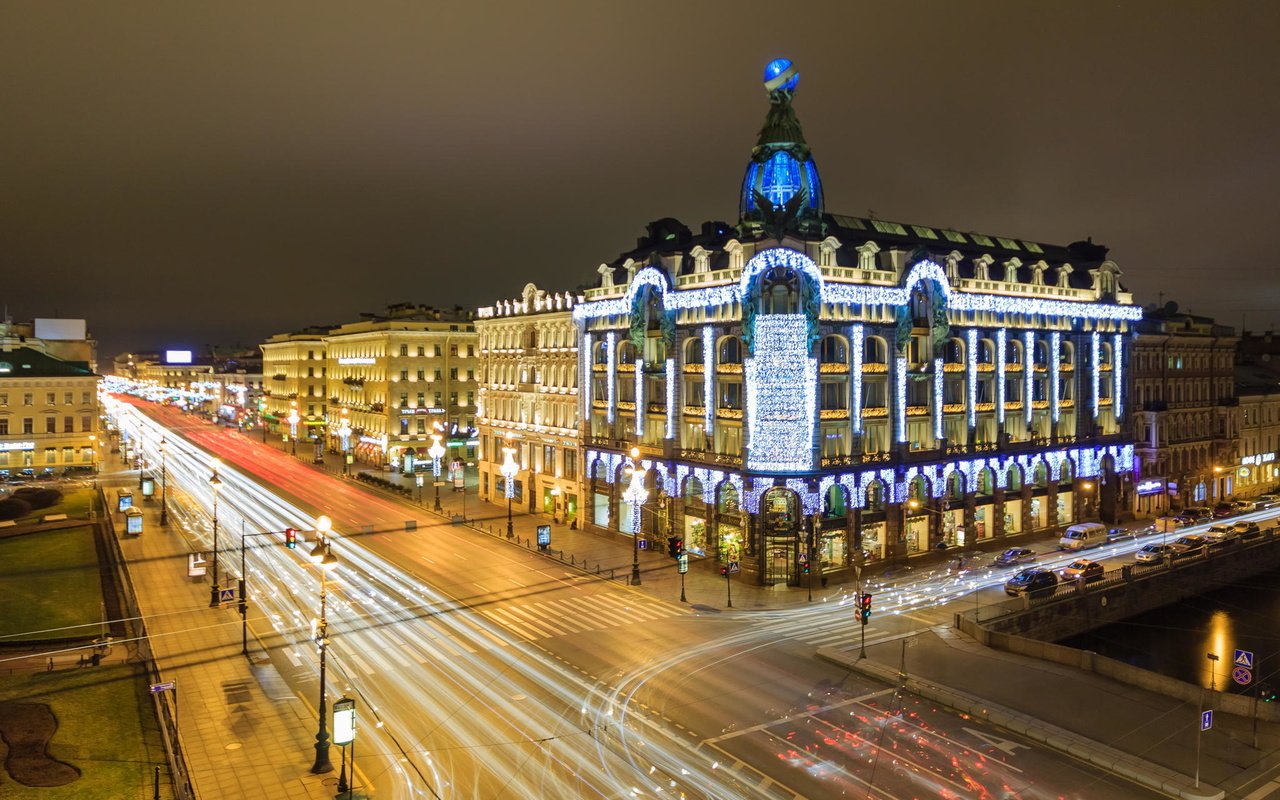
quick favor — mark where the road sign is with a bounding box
[1233,667,1254,686]
[219,587,237,603]
[149,681,175,694]
[1235,649,1255,669]
[677,554,689,574]
[727,561,740,574]
[1201,710,1213,731]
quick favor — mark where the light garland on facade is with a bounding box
[850,323,864,433]
[966,328,978,429]
[933,357,944,441]
[995,329,1007,424]
[894,356,908,442]
[581,332,592,412]
[703,326,715,436]
[745,315,816,472]
[606,332,616,424]
[634,358,645,437]
[665,358,676,439]
[1023,330,1035,427]
[1090,331,1100,420]
[1113,333,1124,420]
[1050,331,1061,423]
[574,254,1144,324]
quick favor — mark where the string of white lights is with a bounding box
[850,323,864,434]
[1024,330,1035,427]
[634,358,645,437]
[965,328,978,429]
[605,332,616,424]
[1050,330,1061,424]
[894,356,907,443]
[665,358,676,440]
[995,328,1007,425]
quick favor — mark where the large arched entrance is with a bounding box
[761,487,802,585]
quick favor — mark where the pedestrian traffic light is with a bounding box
[667,537,684,558]
[859,592,872,625]
[284,528,298,549]
[720,565,729,576]
[1261,684,1277,703]
[802,559,810,575]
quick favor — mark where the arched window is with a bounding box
[820,335,848,365]
[685,335,704,365]
[864,337,888,365]
[944,338,965,366]
[718,482,740,514]
[866,480,886,513]
[684,477,705,512]
[947,471,965,500]
[592,458,608,482]
[718,337,743,365]
[1007,465,1023,491]
[824,484,847,518]
[399,344,409,357]
[977,468,995,496]
[760,267,800,314]
[1060,459,1075,485]
[1032,462,1049,487]
[618,341,637,365]
[593,341,609,366]
[978,339,996,364]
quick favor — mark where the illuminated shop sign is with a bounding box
[1136,479,1165,496]
[0,441,36,452]
[1241,453,1276,466]
[337,357,376,365]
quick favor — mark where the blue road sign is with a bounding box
[1235,649,1255,669]
[1234,667,1253,686]
[149,681,175,694]
[219,587,237,603]
[1201,710,1213,731]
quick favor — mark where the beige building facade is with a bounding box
[0,345,100,477]
[476,284,582,524]
[1131,307,1238,516]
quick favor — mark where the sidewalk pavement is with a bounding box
[105,464,345,800]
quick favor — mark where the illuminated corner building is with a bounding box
[1130,303,1238,515]
[259,328,329,441]
[0,341,101,479]
[1234,364,1280,499]
[476,284,582,525]
[575,59,1140,585]
[321,305,478,471]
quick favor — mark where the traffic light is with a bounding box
[801,558,810,575]
[859,592,872,625]
[1261,684,1277,703]
[284,528,298,549]
[720,565,729,576]
[667,537,684,558]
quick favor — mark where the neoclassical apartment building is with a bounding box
[574,60,1140,585]
[476,284,582,524]
[1130,305,1238,515]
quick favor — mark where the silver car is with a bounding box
[1135,543,1175,564]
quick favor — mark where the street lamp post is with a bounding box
[337,409,352,477]
[310,516,339,774]
[137,454,146,489]
[159,437,168,526]
[288,401,300,456]
[428,428,446,513]
[623,447,648,586]
[208,462,223,608]
[500,435,519,539]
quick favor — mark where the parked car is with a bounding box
[1005,568,1059,598]
[994,547,1037,567]
[1203,525,1240,547]
[1231,500,1257,513]
[1170,534,1209,556]
[1233,521,1264,541]
[1058,522,1109,551]
[1255,494,1280,509]
[1182,507,1213,522]
[1059,559,1105,583]
[1135,543,1176,564]
[1213,502,1237,519]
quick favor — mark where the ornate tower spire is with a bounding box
[739,58,825,238]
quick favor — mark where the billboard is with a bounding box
[34,318,87,341]
[165,350,193,364]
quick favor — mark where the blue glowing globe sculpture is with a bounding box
[763,58,799,92]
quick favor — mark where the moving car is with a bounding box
[1231,500,1257,513]
[994,547,1037,567]
[1058,522,1108,551]
[1135,543,1176,564]
[1254,494,1280,509]
[1059,559,1105,583]
[1005,568,1058,598]
[1170,534,1208,556]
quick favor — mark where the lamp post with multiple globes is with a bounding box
[288,401,300,456]
[159,436,168,526]
[623,448,649,586]
[310,515,339,774]
[500,435,519,539]
[207,461,223,607]
[428,426,446,513]
[336,409,352,476]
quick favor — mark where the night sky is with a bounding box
[3,2,1278,361]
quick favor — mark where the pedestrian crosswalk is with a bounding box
[780,618,901,651]
[477,591,686,643]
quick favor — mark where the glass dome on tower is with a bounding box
[739,58,824,233]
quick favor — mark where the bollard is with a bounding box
[570,555,576,566]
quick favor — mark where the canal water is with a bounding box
[1058,566,1280,695]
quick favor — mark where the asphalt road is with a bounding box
[114,397,1167,799]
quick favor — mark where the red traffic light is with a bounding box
[284,528,298,549]
[667,536,684,558]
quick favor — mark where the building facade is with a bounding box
[322,305,478,470]
[476,284,582,525]
[1130,306,1238,516]
[1234,365,1280,497]
[0,345,101,478]
[575,60,1139,585]
[260,329,329,447]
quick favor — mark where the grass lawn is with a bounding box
[0,664,168,799]
[12,487,96,525]
[0,525,104,641]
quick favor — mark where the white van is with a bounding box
[1059,522,1109,551]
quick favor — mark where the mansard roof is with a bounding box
[0,346,97,378]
